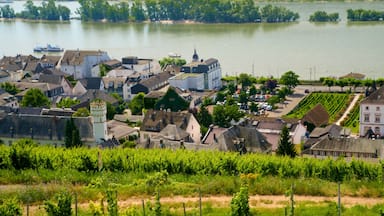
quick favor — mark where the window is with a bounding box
[375,127,380,135]
[366,106,369,110]
[377,107,380,111]
[364,114,370,122]
[375,114,381,123]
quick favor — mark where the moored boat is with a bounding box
[33,44,64,53]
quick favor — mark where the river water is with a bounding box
[1,1,384,80]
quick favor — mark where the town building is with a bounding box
[139,109,201,145]
[169,49,222,91]
[124,72,174,100]
[359,86,384,137]
[250,117,307,151]
[59,50,110,79]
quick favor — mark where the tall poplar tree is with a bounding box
[64,118,82,148]
[276,125,297,158]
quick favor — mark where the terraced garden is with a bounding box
[285,92,353,123]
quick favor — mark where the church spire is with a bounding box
[192,48,199,62]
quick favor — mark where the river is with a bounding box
[1,1,384,80]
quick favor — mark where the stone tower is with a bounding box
[90,100,108,143]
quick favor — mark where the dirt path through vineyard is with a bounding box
[24,194,384,215]
[114,194,384,208]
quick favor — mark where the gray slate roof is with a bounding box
[79,77,102,90]
[361,86,384,105]
[310,137,382,155]
[213,125,272,153]
[0,114,93,141]
[39,74,63,85]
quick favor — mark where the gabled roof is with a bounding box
[309,124,342,138]
[339,72,365,80]
[60,50,107,66]
[39,74,63,85]
[77,90,118,104]
[78,77,102,90]
[137,72,173,89]
[252,117,299,132]
[145,91,165,99]
[361,86,384,105]
[140,109,192,132]
[158,124,190,141]
[302,104,329,127]
[214,125,271,153]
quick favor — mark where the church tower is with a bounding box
[192,49,199,62]
[90,100,108,143]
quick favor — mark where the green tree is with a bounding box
[154,87,189,112]
[64,118,82,148]
[279,71,300,91]
[21,88,50,107]
[213,104,244,128]
[129,93,145,115]
[215,91,226,103]
[44,191,72,216]
[158,57,186,69]
[230,184,250,216]
[40,0,60,20]
[106,102,116,120]
[0,82,19,95]
[0,198,22,216]
[131,0,146,21]
[73,107,90,117]
[276,125,297,158]
[238,73,253,90]
[249,102,258,113]
[239,90,248,104]
[322,77,335,91]
[0,5,16,18]
[336,78,348,91]
[57,5,71,20]
[197,105,213,128]
[213,105,228,127]
[248,85,257,96]
[56,97,80,108]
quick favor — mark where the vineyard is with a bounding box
[1,141,383,183]
[340,95,363,133]
[2,141,384,215]
[285,92,352,122]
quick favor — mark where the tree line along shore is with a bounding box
[1,0,384,22]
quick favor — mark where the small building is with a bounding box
[59,50,110,79]
[73,77,104,96]
[304,137,384,160]
[202,125,272,153]
[139,109,201,145]
[39,74,72,96]
[126,72,174,100]
[251,117,307,151]
[302,104,329,128]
